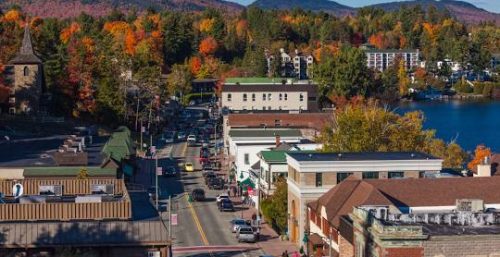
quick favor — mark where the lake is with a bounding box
[396,100,500,152]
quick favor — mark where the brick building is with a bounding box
[286,152,443,248]
[307,176,500,257]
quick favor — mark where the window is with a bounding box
[227,93,232,102]
[263,107,266,110]
[23,66,29,76]
[284,93,288,100]
[8,97,15,104]
[243,94,247,101]
[362,172,379,179]
[299,93,304,101]
[252,93,256,101]
[274,119,281,126]
[263,94,266,101]
[337,172,353,183]
[39,185,63,196]
[91,184,114,194]
[268,94,272,100]
[388,172,404,179]
[268,106,271,110]
[308,96,316,101]
[244,154,249,165]
[315,173,322,187]
[279,93,282,101]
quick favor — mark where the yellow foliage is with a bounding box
[2,10,21,23]
[81,36,94,52]
[199,18,215,33]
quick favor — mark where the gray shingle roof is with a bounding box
[9,25,42,64]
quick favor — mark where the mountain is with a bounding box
[251,0,354,16]
[369,0,500,25]
[0,0,244,18]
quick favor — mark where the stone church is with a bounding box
[3,25,44,114]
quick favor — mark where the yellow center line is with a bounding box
[185,194,210,246]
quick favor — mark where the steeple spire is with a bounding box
[20,24,35,56]
[8,21,42,64]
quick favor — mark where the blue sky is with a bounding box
[228,0,500,13]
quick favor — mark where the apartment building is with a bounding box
[266,48,314,79]
[306,177,500,257]
[364,48,419,72]
[220,77,318,112]
[0,175,170,257]
[286,152,443,247]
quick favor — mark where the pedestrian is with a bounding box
[227,188,231,196]
[282,250,288,257]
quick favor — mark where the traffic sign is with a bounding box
[156,167,163,176]
[171,214,178,226]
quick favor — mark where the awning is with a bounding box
[239,177,255,189]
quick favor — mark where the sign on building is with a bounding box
[456,199,484,212]
[171,214,178,226]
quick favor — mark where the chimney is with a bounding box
[275,135,281,147]
[474,156,491,177]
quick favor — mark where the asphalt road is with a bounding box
[158,138,265,257]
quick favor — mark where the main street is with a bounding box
[135,108,267,256]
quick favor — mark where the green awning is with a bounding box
[240,177,255,189]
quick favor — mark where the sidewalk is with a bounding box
[230,196,298,256]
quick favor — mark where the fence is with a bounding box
[0,178,126,196]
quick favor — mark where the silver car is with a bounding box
[236,226,256,243]
[230,219,248,233]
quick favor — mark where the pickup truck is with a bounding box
[236,226,256,243]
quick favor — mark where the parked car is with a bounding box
[216,193,230,203]
[236,226,256,243]
[187,135,197,146]
[191,188,205,201]
[219,199,234,212]
[204,173,216,184]
[163,166,178,177]
[184,162,194,172]
[230,219,249,233]
[210,178,225,190]
[164,132,175,143]
[177,131,187,141]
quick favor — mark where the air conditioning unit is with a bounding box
[39,185,63,196]
[147,251,161,257]
[91,184,114,195]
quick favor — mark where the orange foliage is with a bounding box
[124,29,137,55]
[60,22,81,44]
[467,145,492,171]
[81,36,94,51]
[235,19,248,38]
[414,67,427,80]
[329,95,365,109]
[149,14,161,26]
[199,36,218,56]
[103,21,130,37]
[151,30,162,39]
[199,18,215,33]
[2,10,21,23]
[30,17,43,28]
[281,14,307,25]
[368,32,388,49]
[399,36,407,49]
[189,56,202,76]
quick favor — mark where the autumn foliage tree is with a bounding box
[199,36,218,56]
[467,145,492,171]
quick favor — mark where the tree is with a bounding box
[166,64,193,101]
[319,101,466,168]
[242,45,267,77]
[77,168,89,179]
[260,176,287,233]
[199,36,218,56]
[397,59,410,96]
[314,45,371,98]
[467,145,491,171]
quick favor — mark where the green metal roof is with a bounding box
[102,127,135,161]
[225,77,297,84]
[229,129,302,138]
[260,150,318,163]
[23,167,116,177]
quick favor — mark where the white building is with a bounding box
[364,48,419,72]
[221,77,318,112]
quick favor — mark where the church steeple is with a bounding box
[8,23,42,64]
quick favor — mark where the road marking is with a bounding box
[185,194,210,246]
[181,142,188,157]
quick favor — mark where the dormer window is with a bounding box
[23,66,29,76]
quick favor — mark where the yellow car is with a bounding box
[184,162,194,172]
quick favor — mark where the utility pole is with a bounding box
[168,195,172,240]
[155,151,159,209]
[140,120,143,152]
[135,95,140,131]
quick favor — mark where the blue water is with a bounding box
[395,100,500,152]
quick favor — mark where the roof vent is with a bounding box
[338,153,342,159]
[411,153,415,158]
[308,154,313,159]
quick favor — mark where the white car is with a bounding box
[216,193,229,203]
